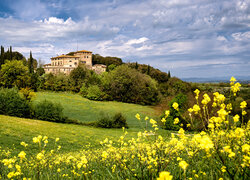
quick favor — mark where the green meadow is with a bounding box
[34,91,160,128]
[0,92,170,153]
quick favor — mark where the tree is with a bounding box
[69,66,88,92]
[147,64,150,75]
[0,60,30,88]
[135,62,138,69]
[0,46,4,69]
[10,46,12,60]
[168,70,171,78]
[28,51,34,74]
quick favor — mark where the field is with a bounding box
[33,91,160,128]
[0,91,170,154]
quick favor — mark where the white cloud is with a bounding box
[126,37,149,45]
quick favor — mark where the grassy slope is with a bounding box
[0,115,171,154]
[33,92,160,128]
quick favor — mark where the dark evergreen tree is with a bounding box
[135,62,138,69]
[168,70,171,78]
[0,46,4,69]
[10,46,12,60]
[28,51,34,74]
[147,64,150,75]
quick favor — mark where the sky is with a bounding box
[0,0,250,79]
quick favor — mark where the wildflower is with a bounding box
[172,102,179,110]
[157,171,173,180]
[193,104,200,114]
[179,160,188,170]
[150,119,157,125]
[194,89,200,99]
[36,153,44,160]
[233,114,239,123]
[18,151,26,159]
[165,110,170,117]
[242,110,247,116]
[20,142,28,147]
[188,108,193,113]
[187,124,191,128]
[230,76,236,82]
[32,137,39,143]
[242,144,250,153]
[221,166,226,172]
[240,101,247,109]
[135,113,140,120]
[202,94,211,105]
[161,118,166,124]
[7,172,15,179]
[174,118,179,124]
[145,116,149,121]
[55,138,60,142]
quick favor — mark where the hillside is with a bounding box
[33,92,160,128]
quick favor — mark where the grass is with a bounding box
[0,115,171,154]
[33,91,160,128]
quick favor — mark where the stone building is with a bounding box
[44,50,106,75]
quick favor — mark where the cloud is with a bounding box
[0,0,249,78]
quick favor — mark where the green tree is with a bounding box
[28,51,34,74]
[0,46,4,69]
[69,66,88,92]
[0,60,30,88]
[102,65,160,105]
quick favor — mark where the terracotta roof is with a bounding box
[44,63,51,66]
[75,50,92,53]
[51,55,78,59]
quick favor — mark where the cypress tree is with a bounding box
[10,46,12,60]
[135,62,138,69]
[168,70,171,78]
[28,51,34,74]
[147,64,150,75]
[0,46,4,69]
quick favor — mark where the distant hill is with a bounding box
[181,76,250,84]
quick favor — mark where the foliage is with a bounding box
[0,88,31,118]
[85,85,103,101]
[19,87,36,102]
[0,60,30,89]
[102,65,160,105]
[92,54,123,66]
[33,100,67,123]
[36,67,45,76]
[69,66,88,92]
[96,112,128,128]
[0,79,249,179]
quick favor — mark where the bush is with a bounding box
[0,88,31,118]
[33,100,67,123]
[86,85,103,101]
[96,112,128,128]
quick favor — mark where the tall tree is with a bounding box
[10,46,12,60]
[135,62,138,69]
[147,64,150,75]
[0,46,4,69]
[28,51,34,74]
[168,70,171,78]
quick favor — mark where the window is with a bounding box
[81,61,86,64]
[69,60,72,62]
[69,65,72,67]
[74,62,77,65]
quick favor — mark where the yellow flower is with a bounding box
[240,101,247,109]
[187,124,191,128]
[242,144,250,153]
[18,151,26,159]
[193,104,200,114]
[20,142,28,147]
[165,110,170,117]
[55,138,60,142]
[221,166,226,173]
[150,119,157,124]
[233,114,240,123]
[157,171,173,180]
[145,116,149,121]
[135,113,140,120]
[202,94,211,105]
[161,118,166,124]
[230,76,236,82]
[242,110,247,116]
[179,160,188,170]
[172,102,179,110]
[32,137,39,143]
[36,153,44,160]
[174,118,179,124]
[194,89,200,98]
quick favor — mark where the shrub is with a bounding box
[0,88,31,118]
[96,112,128,128]
[86,85,103,101]
[33,100,67,123]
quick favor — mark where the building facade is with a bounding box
[44,50,106,75]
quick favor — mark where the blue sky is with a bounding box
[0,0,250,78]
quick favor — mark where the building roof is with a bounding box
[75,50,92,53]
[51,54,78,59]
